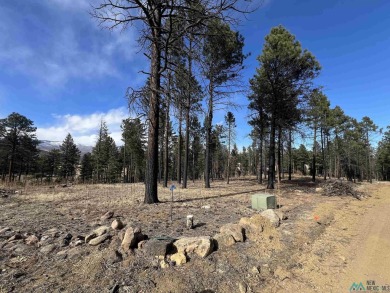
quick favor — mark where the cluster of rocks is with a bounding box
[112,208,284,269]
[0,225,86,255]
[165,209,283,268]
[77,208,284,268]
[1,208,285,270]
[0,211,120,255]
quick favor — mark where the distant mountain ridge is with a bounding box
[38,141,93,155]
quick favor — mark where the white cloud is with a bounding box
[0,26,126,87]
[0,3,140,88]
[103,30,138,61]
[36,107,131,146]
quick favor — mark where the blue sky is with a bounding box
[0,0,389,147]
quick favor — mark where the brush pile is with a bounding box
[322,180,363,200]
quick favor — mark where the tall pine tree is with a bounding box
[249,25,320,189]
[59,133,80,181]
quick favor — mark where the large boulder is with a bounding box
[121,227,144,250]
[220,223,244,242]
[173,236,214,258]
[260,209,280,227]
[213,233,235,249]
[239,215,265,232]
[238,214,272,240]
[239,214,280,249]
[143,238,174,257]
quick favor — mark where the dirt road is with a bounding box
[339,182,390,291]
[270,182,390,293]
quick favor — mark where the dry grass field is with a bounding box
[1,177,387,292]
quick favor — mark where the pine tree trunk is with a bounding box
[182,109,190,188]
[257,138,261,183]
[258,112,264,184]
[277,127,282,182]
[177,105,182,185]
[264,137,268,180]
[267,117,276,189]
[17,161,22,182]
[158,143,162,183]
[327,134,331,178]
[129,153,132,183]
[312,125,317,182]
[182,52,192,189]
[163,89,170,188]
[366,131,372,183]
[288,128,292,181]
[259,128,263,184]
[192,147,195,183]
[8,142,16,182]
[227,122,231,184]
[281,139,285,179]
[144,22,161,204]
[123,140,127,183]
[321,127,326,180]
[204,82,213,189]
[8,157,13,183]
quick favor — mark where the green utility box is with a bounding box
[251,193,276,210]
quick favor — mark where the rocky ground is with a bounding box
[0,177,383,292]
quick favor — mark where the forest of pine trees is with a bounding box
[1,22,389,202]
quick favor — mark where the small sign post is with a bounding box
[169,185,176,221]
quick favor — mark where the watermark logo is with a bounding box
[349,282,366,291]
[349,280,390,292]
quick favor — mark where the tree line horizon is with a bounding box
[0,104,388,190]
[1,1,389,204]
